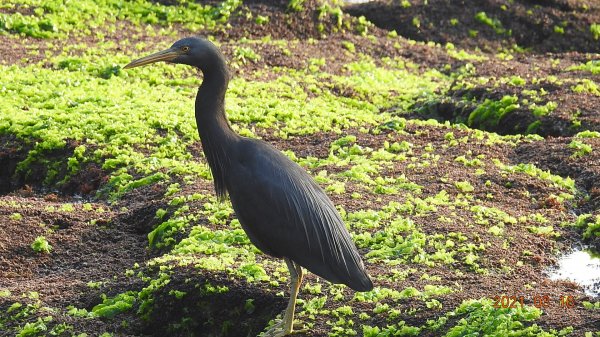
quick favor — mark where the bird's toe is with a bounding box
[259,325,285,337]
[259,318,284,337]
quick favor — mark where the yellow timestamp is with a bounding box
[491,294,576,309]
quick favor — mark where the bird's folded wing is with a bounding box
[226,140,372,291]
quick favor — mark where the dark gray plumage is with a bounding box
[124,36,373,336]
[226,140,373,291]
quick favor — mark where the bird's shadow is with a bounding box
[141,268,286,337]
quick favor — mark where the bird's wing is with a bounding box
[225,139,372,291]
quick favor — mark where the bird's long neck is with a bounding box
[195,56,238,200]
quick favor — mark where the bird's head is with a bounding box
[123,37,221,70]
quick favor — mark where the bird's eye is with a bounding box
[181,46,190,52]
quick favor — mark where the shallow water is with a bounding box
[548,248,600,298]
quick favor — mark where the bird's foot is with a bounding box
[260,326,285,337]
[259,318,287,337]
[259,318,306,337]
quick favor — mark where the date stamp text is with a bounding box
[491,294,576,309]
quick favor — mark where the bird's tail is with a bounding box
[346,268,374,292]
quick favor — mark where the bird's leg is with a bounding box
[262,258,304,337]
[282,259,303,333]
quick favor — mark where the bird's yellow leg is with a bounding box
[282,259,303,333]
[261,258,303,337]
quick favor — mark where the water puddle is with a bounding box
[548,247,600,297]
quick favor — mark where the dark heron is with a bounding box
[124,37,373,336]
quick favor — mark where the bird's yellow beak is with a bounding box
[123,48,180,69]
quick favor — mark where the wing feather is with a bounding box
[225,139,373,291]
